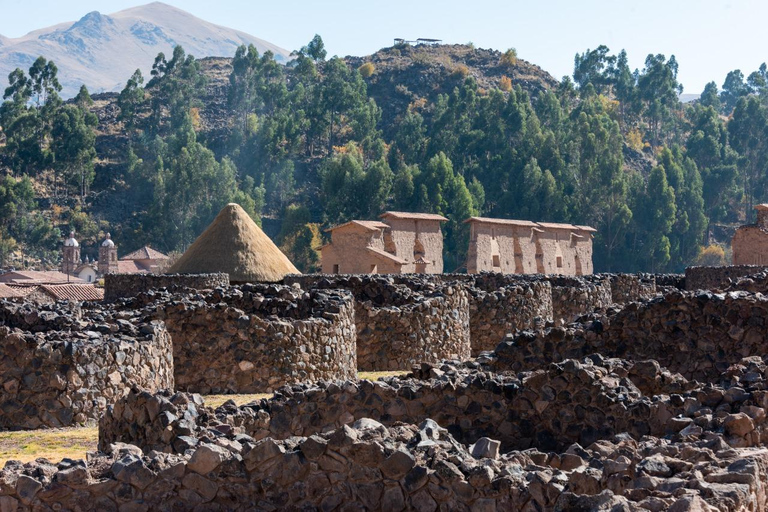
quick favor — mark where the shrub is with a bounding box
[500,48,518,68]
[499,76,512,92]
[451,64,469,78]
[694,244,727,267]
[358,62,375,78]
[626,129,644,151]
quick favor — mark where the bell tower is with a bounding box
[61,231,80,276]
[98,233,118,275]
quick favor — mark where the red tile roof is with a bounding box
[116,260,149,274]
[325,220,389,233]
[39,284,104,302]
[380,211,448,222]
[121,246,169,261]
[464,217,538,227]
[0,271,85,285]
[0,284,26,298]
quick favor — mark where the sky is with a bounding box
[0,0,764,94]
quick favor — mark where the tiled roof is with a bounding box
[573,225,598,233]
[325,220,389,233]
[536,222,580,230]
[40,284,104,302]
[464,217,537,227]
[121,246,169,261]
[116,260,149,274]
[0,284,26,298]
[380,211,448,222]
[0,271,85,285]
[366,247,407,265]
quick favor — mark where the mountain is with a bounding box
[0,2,289,98]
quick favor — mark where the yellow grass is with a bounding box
[0,372,411,464]
[0,426,98,464]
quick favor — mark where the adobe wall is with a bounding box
[142,285,357,393]
[732,225,768,265]
[0,302,173,430]
[467,224,538,274]
[385,218,444,273]
[103,272,229,301]
[684,265,766,291]
[321,228,400,274]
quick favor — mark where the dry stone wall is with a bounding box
[103,272,229,301]
[286,275,471,370]
[130,285,358,393]
[0,302,173,430]
[685,265,766,291]
[609,273,658,304]
[549,275,613,324]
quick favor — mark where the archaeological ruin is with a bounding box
[6,263,768,510]
[321,211,447,275]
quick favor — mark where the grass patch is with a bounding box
[0,426,98,464]
[358,370,410,381]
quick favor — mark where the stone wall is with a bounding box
[609,273,658,304]
[549,275,613,324]
[0,302,173,430]
[684,265,766,291]
[144,285,357,393]
[103,273,229,301]
[286,275,470,370]
[493,289,768,382]
[466,277,552,354]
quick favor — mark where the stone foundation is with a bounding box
[103,273,229,301]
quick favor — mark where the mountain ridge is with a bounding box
[0,2,289,98]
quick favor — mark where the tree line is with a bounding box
[0,37,767,272]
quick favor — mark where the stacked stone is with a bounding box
[466,279,553,354]
[548,275,613,324]
[0,303,173,430]
[726,269,768,292]
[609,273,658,304]
[685,264,766,291]
[103,272,229,301]
[144,284,357,393]
[287,275,471,371]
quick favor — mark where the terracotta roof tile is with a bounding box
[0,271,85,284]
[121,246,169,261]
[325,220,389,233]
[0,284,25,298]
[380,211,448,222]
[536,222,580,230]
[40,284,104,302]
[116,260,149,274]
[464,217,537,227]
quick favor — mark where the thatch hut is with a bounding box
[168,203,300,283]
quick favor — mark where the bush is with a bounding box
[626,129,644,151]
[694,244,727,267]
[451,64,469,78]
[499,76,512,92]
[358,62,375,78]
[500,48,518,68]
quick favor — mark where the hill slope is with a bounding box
[0,2,289,98]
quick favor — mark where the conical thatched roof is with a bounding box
[169,203,299,282]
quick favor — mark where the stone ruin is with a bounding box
[7,269,768,509]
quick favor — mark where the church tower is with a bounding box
[98,233,119,275]
[61,231,80,276]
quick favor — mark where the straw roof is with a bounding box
[168,203,299,282]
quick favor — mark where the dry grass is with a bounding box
[0,426,98,464]
[0,371,410,464]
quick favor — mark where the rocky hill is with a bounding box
[0,2,289,98]
[348,44,560,129]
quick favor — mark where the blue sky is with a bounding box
[0,0,764,94]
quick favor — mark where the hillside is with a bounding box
[0,2,289,98]
[348,44,559,129]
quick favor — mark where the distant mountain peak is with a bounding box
[0,2,289,98]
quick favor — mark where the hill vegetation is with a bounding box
[0,38,766,273]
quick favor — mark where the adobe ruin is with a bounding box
[321,211,447,274]
[465,217,596,275]
[732,203,768,266]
